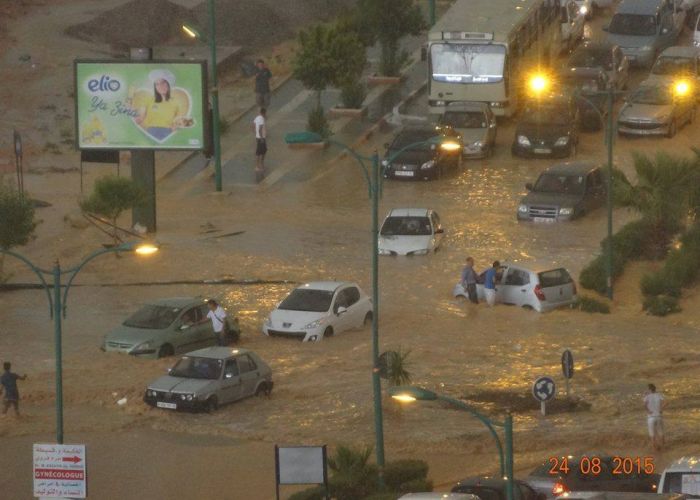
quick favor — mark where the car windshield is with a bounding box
[523,106,570,126]
[123,304,181,329]
[440,111,487,128]
[629,86,672,105]
[608,13,657,36]
[169,356,223,380]
[390,130,436,151]
[661,471,700,496]
[279,288,334,312]
[381,216,432,236]
[569,47,613,70]
[651,56,695,75]
[534,173,585,195]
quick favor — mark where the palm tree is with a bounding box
[385,348,412,387]
[327,445,379,500]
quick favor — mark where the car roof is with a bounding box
[617,0,664,15]
[388,208,430,217]
[454,476,514,488]
[149,297,204,309]
[298,281,353,292]
[498,261,571,275]
[663,455,700,472]
[578,41,614,51]
[543,161,597,176]
[658,45,700,58]
[184,347,252,360]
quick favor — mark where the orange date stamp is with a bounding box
[548,456,656,475]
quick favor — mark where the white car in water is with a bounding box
[453,262,577,312]
[262,281,373,342]
[378,208,444,256]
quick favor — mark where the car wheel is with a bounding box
[522,305,534,311]
[323,327,334,338]
[157,344,174,358]
[205,396,218,413]
[363,312,373,327]
[255,382,270,397]
[666,120,677,138]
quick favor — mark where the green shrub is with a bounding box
[398,478,433,493]
[383,459,428,491]
[340,81,366,109]
[579,256,607,294]
[307,105,332,139]
[640,272,671,297]
[643,295,680,316]
[571,296,610,314]
[328,445,379,500]
[288,486,328,500]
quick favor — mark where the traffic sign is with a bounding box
[13,129,22,157]
[561,350,574,379]
[532,376,556,402]
[33,443,86,498]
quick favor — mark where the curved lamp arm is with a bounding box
[61,242,137,317]
[0,248,54,317]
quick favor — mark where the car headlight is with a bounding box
[655,115,670,124]
[579,5,588,15]
[381,160,389,167]
[490,101,503,108]
[517,135,531,147]
[306,334,319,342]
[408,249,429,256]
[420,160,435,170]
[518,204,528,213]
[640,45,654,52]
[265,316,272,327]
[470,141,484,149]
[147,390,157,397]
[302,318,324,330]
[559,207,573,215]
[132,341,153,351]
[186,394,194,401]
[180,394,186,401]
[554,136,570,147]
[378,248,391,255]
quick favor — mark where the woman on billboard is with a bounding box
[134,69,189,141]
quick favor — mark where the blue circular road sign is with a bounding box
[532,376,556,402]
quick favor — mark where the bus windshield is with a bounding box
[430,43,506,84]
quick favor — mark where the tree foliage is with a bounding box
[0,184,36,250]
[328,445,379,500]
[385,348,412,387]
[80,176,146,241]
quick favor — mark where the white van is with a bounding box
[658,455,700,497]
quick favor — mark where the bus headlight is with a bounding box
[517,135,531,147]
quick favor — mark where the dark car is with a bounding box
[383,126,462,181]
[565,41,630,91]
[559,68,610,131]
[512,94,579,158]
[526,455,660,498]
[452,476,546,500]
[517,162,606,221]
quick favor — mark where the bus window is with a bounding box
[430,43,507,84]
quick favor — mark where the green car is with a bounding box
[102,297,240,359]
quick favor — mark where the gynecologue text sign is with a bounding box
[33,443,87,498]
[75,61,206,150]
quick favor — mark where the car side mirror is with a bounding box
[602,24,609,32]
[435,228,444,234]
[336,306,347,315]
[525,182,534,191]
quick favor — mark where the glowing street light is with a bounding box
[181,24,200,39]
[134,242,160,256]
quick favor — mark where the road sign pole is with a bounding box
[541,401,545,416]
[565,378,570,397]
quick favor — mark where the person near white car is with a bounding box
[460,257,479,304]
[483,261,500,307]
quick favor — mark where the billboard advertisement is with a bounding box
[75,60,208,150]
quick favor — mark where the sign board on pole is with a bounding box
[33,444,87,498]
[14,129,22,158]
[74,60,208,151]
[561,350,574,379]
[275,445,328,500]
[532,376,556,416]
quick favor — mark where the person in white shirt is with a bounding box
[643,383,666,450]
[253,107,267,181]
[206,299,228,346]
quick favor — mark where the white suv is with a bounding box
[453,262,577,312]
[658,455,700,497]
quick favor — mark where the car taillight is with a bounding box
[552,482,569,495]
[534,284,546,301]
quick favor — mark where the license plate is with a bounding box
[156,402,177,409]
[533,217,555,223]
[533,148,551,154]
[395,171,414,177]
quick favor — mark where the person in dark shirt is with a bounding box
[460,256,479,304]
[1,362,27,416]
[254,59,272,109]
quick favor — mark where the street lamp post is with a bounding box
[183,2,223,192]
[0,242,158,444]
[389,386,515,500]
[284,132,460,472]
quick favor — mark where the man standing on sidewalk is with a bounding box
[644,383,666,450]
[461,257,479,304]
[253,107,267,182]
[1,362,27,416]
[254,59,272,109]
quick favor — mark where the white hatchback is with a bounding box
[453,262,577,312]
[378,208,444,256]
[263,281,373,342]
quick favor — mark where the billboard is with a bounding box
[75,60,208,150]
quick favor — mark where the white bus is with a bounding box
[428,0,585,117]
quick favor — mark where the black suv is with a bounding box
[383,126,462,181]
[512,94,579,159]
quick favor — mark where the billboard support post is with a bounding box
[129,48,157,233]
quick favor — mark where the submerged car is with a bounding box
[143,347,272,412]
[618,83,696,137]
[559,68,610,131]
[378,208,444,256]
[103,297,240,358]
[565,41,630,91]
[452,476,545,500]
[517,162,606,221]
[438,102,497,158]
[263,281,373,342]
[383,126,462,180]
[512,94,579,158]
[453,263,577,312]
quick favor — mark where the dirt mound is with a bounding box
[64,0,197,49]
